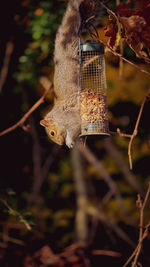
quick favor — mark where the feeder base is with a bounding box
[80,121,110,136]
[80,132,110,137]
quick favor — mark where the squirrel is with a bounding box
[40,0,99,148]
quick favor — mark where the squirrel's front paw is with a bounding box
[65,132,75,149]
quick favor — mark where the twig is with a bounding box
[123,222,150,267]
[0,41,14,91]
[0,232,25,246]
[87,205,135,248]
[101,2,118,21]
[27,113,43,205]
[103,137,144,195]
[116,128,132,138]
[78,142,121,193]
[130,89,149,169]
[117,88,150,169]
[116,0,124,80]
[116,0,120,6]
[82,55,100,69]
[101,189,114,205]
[0,79,52,137]
[119,39,124,80]
[0,198,31,231]
[128,96,147,169]
[92,249,121,257]
[132,184,150,267]
[100,38,150,76]
[123,183,150,267]
[42,145,60,180]
[77,142,135,225]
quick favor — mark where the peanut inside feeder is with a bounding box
[79,40,110,136]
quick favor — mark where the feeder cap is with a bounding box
[80,40,104,53]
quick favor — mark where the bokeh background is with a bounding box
[0,0,150,266]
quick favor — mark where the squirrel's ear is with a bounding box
[40,119,51,127]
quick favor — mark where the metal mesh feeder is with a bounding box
[79,40,110,136]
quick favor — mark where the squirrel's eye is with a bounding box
[50,131,55,136]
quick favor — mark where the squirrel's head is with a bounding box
[40,118,66,146]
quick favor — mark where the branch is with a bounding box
[87,205,135,248]
[0,232,25,246]
[128,93,149,169]
[103,137,144,195]
[0,198,31,231]
[0,78,52,137]
[100,2,118,21]
[77,142,135,225]
[27,114,43,205]
[92,249,121,257]
[0,41,14,92]
[117,88,150,169]
[123,183,150,267]
[116,0,124,80]
[42,145,60,180]
[100,38,150,76]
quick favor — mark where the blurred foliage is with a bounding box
[14,0,66,87]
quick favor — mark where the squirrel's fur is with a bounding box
[40,0,98,148]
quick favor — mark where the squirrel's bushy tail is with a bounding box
[54,0,99,98]
[55,0,99,49]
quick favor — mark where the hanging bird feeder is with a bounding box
[79,39,110,136]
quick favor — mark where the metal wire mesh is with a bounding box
[79,47,109,136]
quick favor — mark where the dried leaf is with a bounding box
[119,16,146,34]
[34,245,59,265]
[119,16,150,63]
[104,21,118,48]
[104,1,150,63]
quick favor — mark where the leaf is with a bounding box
[104,1,150,62]
[104,20,118,48]
[8,209,19,216]
[119,15,150,63]
[119,16,146,34]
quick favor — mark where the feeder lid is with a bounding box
[80,40,104,53]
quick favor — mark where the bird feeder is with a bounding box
[79,40,110,136]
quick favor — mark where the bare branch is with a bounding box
[128,95,148,169]
[77,142,135,225]
[0,41,14,91]
[27,114,43,205]
[116,128,132,138]
[0,232,25,246]
[100,2,118,21]
[0,198,31,231]
[103,137,144,195]
[42,145,60,180]
[123,183,150,267]
[0,79,52,137]
[92,249,121,257]
[116,88,150,169]
[87,205,135,248]
[119,39,124,79]
[100,38,150,76]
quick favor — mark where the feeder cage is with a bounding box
[79,40,110,136]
